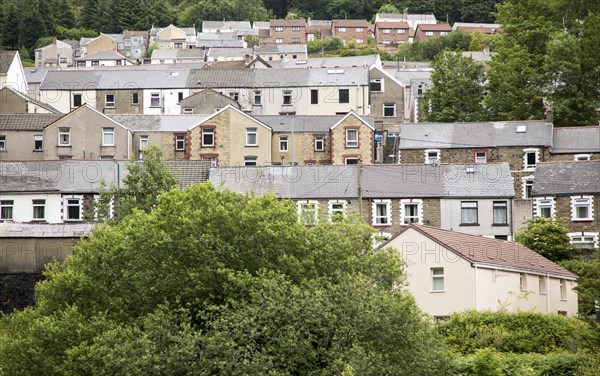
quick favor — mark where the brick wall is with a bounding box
[554,195,600,233]
[331,116,373,164]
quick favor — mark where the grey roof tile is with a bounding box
[168,160,212,188]
[255,114,374,132]
[0,223,94,238]
[532,160,600,196]
[110,114,209,132]
[399,121,553,149]
[0,113,62,130]
[0,50,17,73]
[40,69,191,90]
[552,126,600,154]
[76,50,128,61]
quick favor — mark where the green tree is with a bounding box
[515,217,573,262]
[0,183,452,374]
[117,145,178,218]
[543,31,598,126]
[423,50,486,122]
[561,250,600,317]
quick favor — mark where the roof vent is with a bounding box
[516,125,526,133]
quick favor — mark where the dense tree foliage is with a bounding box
[0,174,451,374]
[562,250,600,317]
[515,217,573,262]
[423,50,486,122]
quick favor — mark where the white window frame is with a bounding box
[274,26,284,32]
[383,103,396,117]
[574,154,591,161]
[424,149,440,164]
[246,128,258,146]
[440,31,448,36]
[58,127,70,146]
[292,26,301,32]
[370,78,383,92]
[150,92,161,108]
[493,201,508,225]
[32,199,46,221]
[175,135,186,151]
[345,129,358,148]
[282,90,293,105]
[254,90,262,105]
[201,128,215,147]
[397,29,406,34]
[105,93,115,108]
[202,156,218,167]
[314,135,324,151]
[275,38,283,44]
[534,197,555,218]
[0,200,14,221]
[297,201,318,225]
[279,136,288,152]
[475,151,487,164]
[355,27,364,32]
[102,127,115,146]
[539,276,547,294]
[183,108,194,114]
[520,273,528,291]
[0,135,5,150]
[425,31,434,36]
[244,156,257,166]
[568,232,599,249]
[372,199,391,226]
[131,92,139,105]
[559,279,567,300]
[292,37,301,43]
[382,29,391,34]
[571,196,593,221]
[431,267,444,292]
[460,201,478,224]
[34,135,43,151]
[63,196,82,222]
[356,38,364,44]
[522,175,534,199]
[139,135,148,159]
[72,93,83,107]
[523,148,539,171]
[344,157,359,165]
[400,199,423,225]
[328,200,346,223]
[338,27,347,32]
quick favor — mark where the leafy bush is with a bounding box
[438,310,591,354]
[452,350,592,376]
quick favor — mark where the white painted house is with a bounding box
[380,224,578,317]
[0,50,28,93]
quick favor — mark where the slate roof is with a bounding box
[531,160,600,196]
[196,32,238,41]
[202,21,252,31]
[187,68,254,88]
[109,114,209,132]
[197,39,245,48]
[168,160,212,188]
[206,47,253,58]
[151,49,205,59]
[399,121,553,149]
[375,13,437,23]
[253,67,369,87]
[0,113,62,130]
[384,224,577,279]
[0,86,62,114]
[375,21,410,29]
[40,69,191,90]
[255,114,375,132]
[452,23,501,32]
[0,50,17,74]
[552,126,600,154]
[76,50,128,61]
[24,67,56,84]
[0,161,126,193]
[461,51,497,62]
[362,163,514,198]
[254,44,307,54]
[209,163,513,200]
[0,223,94,238]
[270,55,380,69]
[210,165,359,199]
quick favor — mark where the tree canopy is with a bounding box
[0,178,451,374]
[515,217,573,262]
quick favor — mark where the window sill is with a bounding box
[430,290,445,293]
[460,223,480,226]
[33,149,43,152]
[492,223,509,227]
[63,220,83,222]
[372,223,390,227]
[345,145,359,149]
[101,145,115,147]
[201,145,215,148]
[245,145,258,147]
[253,104,262,106]
[58,145,72,148]
[572,219,593,222]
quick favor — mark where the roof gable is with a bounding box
[191,104,272,131]
[383,225,577,278]
[44,104,132,132]
[330,111,375,131]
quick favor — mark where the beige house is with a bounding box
[188,105,272,166]
[0,86,61,114]
[380,224,578,317]
[35,39,74,68]
[150,25,197,49]
[43,105,132,160]
[179,89,239,114]
[256,112,375,165]
[0,113,62,160]
[80,34,120,56]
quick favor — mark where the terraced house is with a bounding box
[531,161,600,251]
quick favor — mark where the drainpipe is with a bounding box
[474,264,478,310]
